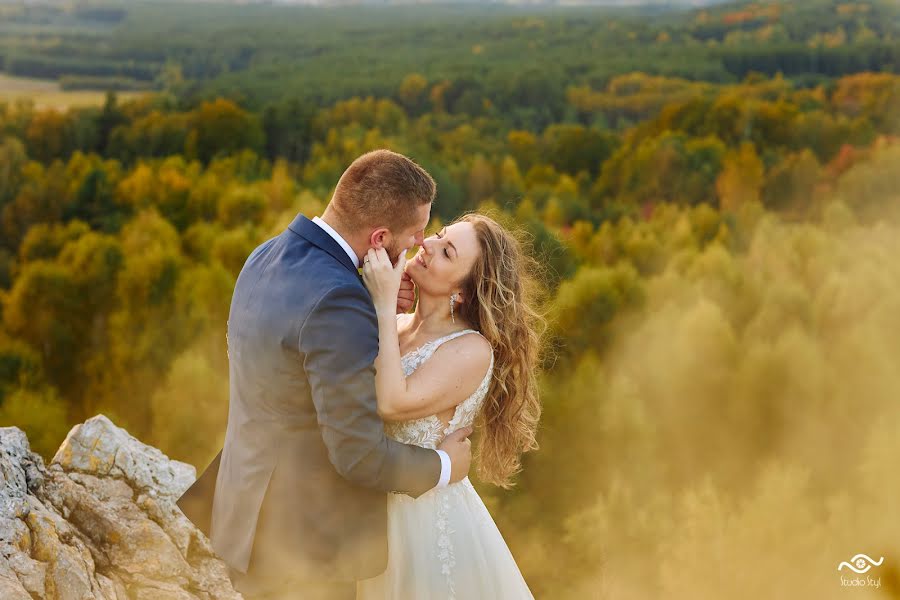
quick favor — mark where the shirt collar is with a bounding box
[312,216,360,269]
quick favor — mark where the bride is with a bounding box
[358,212,542,599]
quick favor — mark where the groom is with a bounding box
[177,149,473,599]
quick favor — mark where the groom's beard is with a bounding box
[383,241,404,266]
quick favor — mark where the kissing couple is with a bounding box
[178,149,542,599]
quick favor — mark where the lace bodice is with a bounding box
[383,328,494,450]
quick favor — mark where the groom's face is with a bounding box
[384,202,431,263]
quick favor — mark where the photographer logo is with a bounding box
[838,553,883,589]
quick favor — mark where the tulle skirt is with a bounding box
[357,478,534,599]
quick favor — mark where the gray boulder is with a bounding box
[0,414,242,600]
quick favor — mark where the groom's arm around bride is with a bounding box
[300,282,471,495]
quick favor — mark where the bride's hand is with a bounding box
[362,247,407,315]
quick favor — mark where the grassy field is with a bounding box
[0,73,150,110]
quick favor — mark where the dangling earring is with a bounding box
[450,293,458,323]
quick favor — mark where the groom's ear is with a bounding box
[369,227,390,249]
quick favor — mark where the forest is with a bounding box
[2,0,900,596]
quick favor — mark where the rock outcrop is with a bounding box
[0,414,241,600]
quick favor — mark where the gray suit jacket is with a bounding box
[177,214,440,582]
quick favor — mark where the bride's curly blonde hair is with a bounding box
[453,212,546,488]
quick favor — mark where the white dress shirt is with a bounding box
[312,216,360,269]
[311,216,452,489]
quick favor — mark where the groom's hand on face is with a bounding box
[397,271,415,314]
[439,426,474,484]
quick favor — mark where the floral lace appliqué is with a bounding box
[436,490,457,599]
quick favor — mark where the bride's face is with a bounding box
[406,221,480,302]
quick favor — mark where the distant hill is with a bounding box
[48,0,733,5]
[2,0,897,113]
[258,0,732,5]
[212,0,732,5]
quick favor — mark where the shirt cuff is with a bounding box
[434,449,451,488]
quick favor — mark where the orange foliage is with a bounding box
[722,11,756,26]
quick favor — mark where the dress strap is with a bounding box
[409,329,481,365]
[431,329,479,348]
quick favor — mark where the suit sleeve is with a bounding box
[299,282,442,497]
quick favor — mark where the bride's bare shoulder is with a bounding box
[435,331,492,370]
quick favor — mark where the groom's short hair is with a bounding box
[330,149,436,233]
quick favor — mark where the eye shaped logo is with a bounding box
[837,554,884,574]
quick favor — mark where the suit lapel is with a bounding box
[288,214,361,280]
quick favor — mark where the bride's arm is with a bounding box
[373,307,491,421]
[363,248,491,422]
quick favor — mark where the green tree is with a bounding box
[0,386,70,462]
[550,263,645,358]
[0,137,28,207]
[186,99,264,163]
[3,261,82,392]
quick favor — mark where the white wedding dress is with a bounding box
[357,328,535,600]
